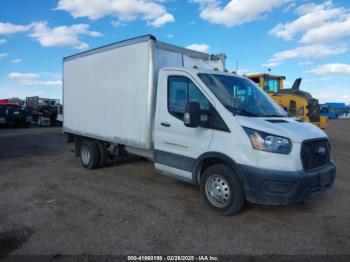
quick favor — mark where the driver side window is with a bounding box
[168,76,209,121]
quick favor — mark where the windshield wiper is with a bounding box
[239,109,259,117]
[225,106,258,117]
[262,114,287,117]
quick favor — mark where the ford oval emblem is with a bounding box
[316,146,327,156]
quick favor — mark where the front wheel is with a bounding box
[200,164,245,215]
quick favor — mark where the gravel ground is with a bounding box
[0,120,349,256]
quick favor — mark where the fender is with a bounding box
[192,152,247,186]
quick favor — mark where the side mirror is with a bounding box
[184,101,201,128]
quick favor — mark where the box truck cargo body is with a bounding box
[63,35,336,215]
[63,35,225,149]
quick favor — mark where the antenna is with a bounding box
[235,60,239,74]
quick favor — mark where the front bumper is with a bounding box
[239,161,336,205]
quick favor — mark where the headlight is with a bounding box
[243,127,292,154]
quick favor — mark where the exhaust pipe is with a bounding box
[291,78,302,91]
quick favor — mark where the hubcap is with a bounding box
[81,146,91,166]
[205,175,231,208]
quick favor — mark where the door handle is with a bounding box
[161,122,171,127]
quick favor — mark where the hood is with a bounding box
[236,116,327,143]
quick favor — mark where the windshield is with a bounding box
[198,73,288,117]
[264,77,280,93]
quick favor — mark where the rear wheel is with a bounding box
[200,164,245,215]
[80,140,100,170]
[97,141,108,168]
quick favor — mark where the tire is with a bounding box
[80,140,100,170]
[200,164,245,215]
[96,141,108,168]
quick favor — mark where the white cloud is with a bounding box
[300,16,350,43]
[11,59,22,64]
[311,86,350,104]
[186,43,210,53]
[0,53,8,60]
[298,61,314,66]
[36,80,62,86]
[192,0,291,27]
[150,13,175,27]
[0,21,101,50]
[0,22,32,35]
[320,76,334,80]
[263,44,347,67]
[166,34,174,38]
[235,68,254,75]
[8,72,62,86]
[270,1,350,43]
[55,0,175,27]
[9,72,40,82]
[310,64,350,75]
[29,22,102,50]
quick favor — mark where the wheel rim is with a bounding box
[81,145,91,166]
[205,175,231,208]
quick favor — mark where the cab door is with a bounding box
[154,70,214,181]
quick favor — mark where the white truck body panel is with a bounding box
[64,41,152,148]
[63,35,225,149]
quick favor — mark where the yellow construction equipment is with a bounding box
[245,73,328,129]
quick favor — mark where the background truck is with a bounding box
[25,96,61,126]
[245,73,329,129]
[320,103,350,119]
[64,35,335,215]
[0,103,32,127]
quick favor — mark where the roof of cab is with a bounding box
[161,67,248,79]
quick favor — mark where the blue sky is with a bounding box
[0,0,350,104]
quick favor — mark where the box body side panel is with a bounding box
[63,41,152,148]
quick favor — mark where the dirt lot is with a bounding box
[0,120,349,256]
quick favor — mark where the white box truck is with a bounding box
[63,35,336,215]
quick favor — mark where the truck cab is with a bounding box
[245,73,285,94]
[153,67,335,214]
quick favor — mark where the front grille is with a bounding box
[301,139,331,171]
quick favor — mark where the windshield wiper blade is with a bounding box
[239,109,258,117]
[263,114,287,117]
[225,106,258,117]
